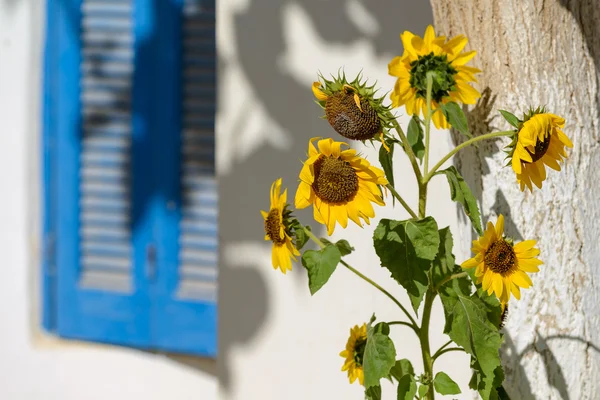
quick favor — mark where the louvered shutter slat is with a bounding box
[54,0,150,347]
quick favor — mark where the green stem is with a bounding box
[392,120,423,182]
[432,347,465,363]
[420,289,436,400]
[434,272,468,292]
[424,73,433,177]
[435,340,453,354]
[386,184,418,219]
[388,320,418,330]
[302,227,419,333]
[423,130,515,183]
[418,73,434,220]
[341,260,419,333]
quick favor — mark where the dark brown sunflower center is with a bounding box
[524,133,551,163]
[484,240,516,274]
[325,90,380,141]
[264,209,285,245]
[312,156,359,204]
[353,338,367,367]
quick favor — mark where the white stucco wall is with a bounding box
[0,0,479,399]
[0,1,217,399]
[217,1,474,399]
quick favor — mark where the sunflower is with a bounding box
[312,72,395,151]
[461,215,543,305]
[507,110,573,192]
[294,137,388,235]
[261,178,300,274]
[340,323,367,385]
[388,25,481,129]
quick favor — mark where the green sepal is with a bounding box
[498,110,520,129]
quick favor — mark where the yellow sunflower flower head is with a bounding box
[388,24,481,129]
[312,71,395,148]
[340,323,368,385]
[261,178,300,274]
[294,137,388,236]
[461,214,543,306]
[503,107,574,192]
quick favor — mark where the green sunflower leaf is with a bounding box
[390,359,414,382]
[499,110,520,129]
[301,244,341,295]
[365,385,382,400]
[431,227,456,287]
[397,375,418,400]
[433,371,462,395]
[363,321,396,389]
[321,238,354,256]
[373,217,440,311]
[379,138,395,191]
[470,364,505,400]
[293,224,311,250]
[435,166,483,235]
[417,384,430,399]
[439,285,503,400]
[407,116,425,163]
[441,102,472,138]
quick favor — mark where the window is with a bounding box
[41,0,217,357]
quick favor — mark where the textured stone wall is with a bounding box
[430,0,600,398]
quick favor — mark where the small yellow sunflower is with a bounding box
[312,73,394,147]
[261,178,300,274]
[294,137,388,235]
[388,25,481,129]
[461,215,543,305]
[508,110,573,192]
[340,323,367,385]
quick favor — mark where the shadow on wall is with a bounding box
[447,0,600,397]
[217,0,433,393]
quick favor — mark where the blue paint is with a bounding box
[41,0,58,332]
[53,0,150,347]
[43,0,217,357]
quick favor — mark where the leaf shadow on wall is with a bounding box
[451,87,600,398]
[219,0,434,393]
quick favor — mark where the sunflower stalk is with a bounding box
[434,271,468,292]
[262,23,572,400]
[301,226,419,333]
[423,130,515,183]
[386,183,418,219]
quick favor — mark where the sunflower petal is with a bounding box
[312,81,329,101]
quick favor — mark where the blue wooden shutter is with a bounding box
[45,0,217,355]
[53,0,151,347]
[151,0,217,357]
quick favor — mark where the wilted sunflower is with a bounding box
[294,137,388,235]
[340,323,367,385]
[312,72,394,149]
[388,25,480,129]
[462,215,543,305]
[261,178,300,274]
[506,108,573,192]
